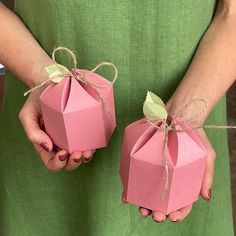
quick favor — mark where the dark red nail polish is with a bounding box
[40,142,50,152]
[74,158,81,163]
[59,154,68,161]
[207,189,212,200]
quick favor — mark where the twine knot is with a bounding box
[24,47,118,97]
[23,47,118,117]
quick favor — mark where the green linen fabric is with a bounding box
[0,0,234,235]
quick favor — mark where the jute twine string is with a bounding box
[24,47,118,117]
[145,98,236,203]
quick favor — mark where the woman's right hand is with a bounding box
[19,85,95,172]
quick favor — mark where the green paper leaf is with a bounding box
[45,64,69,83]
[143,91,168,120]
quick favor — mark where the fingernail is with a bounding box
[59,154,68,161]
[40,142,50,152]
[74,158,82,163]
[207,189,212,201]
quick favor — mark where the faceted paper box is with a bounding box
[120,118,207,215]
[39,69,116,153]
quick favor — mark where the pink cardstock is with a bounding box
[120,118,207,215]
[39,69,116,154]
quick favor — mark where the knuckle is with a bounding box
[209,149,216,160]
[207,169,215,178]
[18,110,26,123]
[28,133,37,143]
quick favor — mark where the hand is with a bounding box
[136,99,216,222]
[19,85,95,172]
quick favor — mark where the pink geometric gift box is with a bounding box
[120,118,207,215]
[39,69,116,154]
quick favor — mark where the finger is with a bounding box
[65,151,83,171]
[33,143,55,165]
[200,150,215,201]
[196,129,215,201]
[139,207,152,217]
[168,204,193,222]
[82,150,95,163]
[121,192,127,204]
[19,108,53,152]
[152,210,166,222]
[34,144,68,172]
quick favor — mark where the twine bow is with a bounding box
[143,91,236,203]
[24,47,118,116]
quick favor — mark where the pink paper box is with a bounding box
[39,69,116,154]
[120,118,207,215]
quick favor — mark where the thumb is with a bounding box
[196,128,216,201]
[200,149,215,201]
[19,106,53,152]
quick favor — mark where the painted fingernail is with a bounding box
[40,142,50,152]
[74,158,82,163]
[207,189,212,201]
[59,154,68,161]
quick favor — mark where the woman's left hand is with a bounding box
[137,99,215,222]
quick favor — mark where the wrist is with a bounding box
[166,95,208,126]
[28,57,54,89]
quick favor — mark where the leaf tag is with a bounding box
[45,64,70,83]
[143,91,168,121]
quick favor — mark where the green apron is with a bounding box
[0,0,234,235]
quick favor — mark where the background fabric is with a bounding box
[0,0,234,235]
